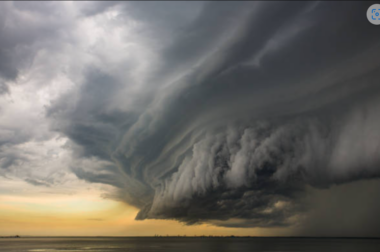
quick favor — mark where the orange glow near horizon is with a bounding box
[0,180,289,237]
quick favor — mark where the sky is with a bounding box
[1,1,380,237]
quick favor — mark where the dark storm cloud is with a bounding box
[46,1,380,232]
[48,69,130,160]
[0,1,71,93]
[48,68,153,208]
[0,2,80,190]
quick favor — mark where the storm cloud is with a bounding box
[2,1,380,235]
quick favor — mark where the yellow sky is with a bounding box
[0,178,289,237]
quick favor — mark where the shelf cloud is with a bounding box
[1,1,380,234]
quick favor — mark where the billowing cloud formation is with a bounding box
[2,1,380,232]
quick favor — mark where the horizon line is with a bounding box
[2,235,380,239]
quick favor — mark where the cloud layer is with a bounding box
[1,1,380,234]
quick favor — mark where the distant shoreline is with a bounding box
[0,236,20,239]
[1,236,380,239]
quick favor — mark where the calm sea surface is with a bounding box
[0,237,379,252]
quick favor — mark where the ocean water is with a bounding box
[0,237,379,252]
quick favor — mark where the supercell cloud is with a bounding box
[2,1,380,233]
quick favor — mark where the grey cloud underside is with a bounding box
[0,2,71,93]
[48,1,380,228]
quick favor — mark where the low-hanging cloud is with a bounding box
[2,1,380,234]
[47,1,380,228]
